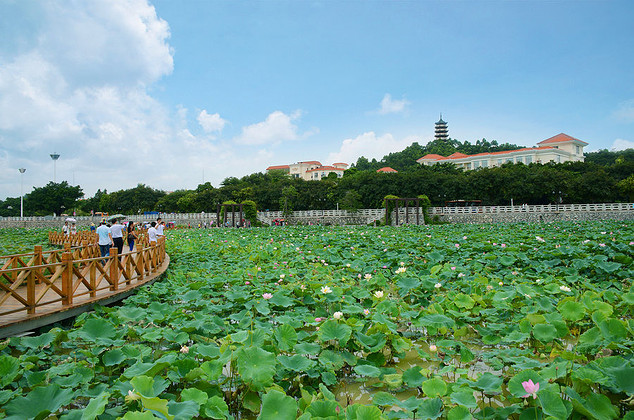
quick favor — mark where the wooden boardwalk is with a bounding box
[0,234,169,338]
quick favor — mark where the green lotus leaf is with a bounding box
[372,391,400,406]
[76,318,117,342]
[277,354,317,372]
[237,347,277,390]
[532,323,558,343]
[383,373,403,389]
[558,300,585,322]
[450,388,477,408]
[596,261,621,273]
[318,350,345,370]
[418,314,455,329]
[117,307,146,322]
[181,388,208,405]
[139,395,174,420]
[565,387,619,420]
[167,400,200,420]
[422,377,447,397]
[318,319,352,345]
[195,343,220,359]
[417,397,443,419]
[122,360,171,379]
[130,375,168,398]
[0,355,20,387]
[402,366,425,388]
[472,372,503,393]
[355,332,387,353]
[294,342,321,355]
[345,404,383,420]
[258,389,297,420]
[507,370,546,398]
[269,293,294,307]
[203,395,230,419]
[354,364,382,377]
[537,385,568,419]
[397,276,421,294]
[274,324,298,351]
[102,349,126,366]
[447,405,473,420]
[306,400,339,418]
[121,412,158,419]
[18,332,56,350]
[4,383,74,419]
[597,318,629,342]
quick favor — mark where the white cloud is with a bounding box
[378,93,410,115]
[326,132,416,166]
[613,100,634,123]
[234,110,305,145]
[197,110,227,133]
[610,138,634,151]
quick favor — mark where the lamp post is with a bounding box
[18,168,26,219]
[50,153,60,183]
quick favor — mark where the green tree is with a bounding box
[24,182,83,216]
[280,186,298,217]
[339,190,363,212]
[616,174,634,202]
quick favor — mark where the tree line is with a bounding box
[1,142,632,217]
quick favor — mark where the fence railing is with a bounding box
[1,203,632,224]
[429,202,634,215]
[0,237,166,318]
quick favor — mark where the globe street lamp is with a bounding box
[50,153,60,183]
[18,168,26,219]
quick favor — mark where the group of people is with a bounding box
[62,221,77,235]
[92,218,165,260]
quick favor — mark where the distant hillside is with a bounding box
[351,138,523,172]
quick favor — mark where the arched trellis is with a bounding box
[217,203,244,227]
[384,197,422,225]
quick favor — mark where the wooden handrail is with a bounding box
[0,236,166,318]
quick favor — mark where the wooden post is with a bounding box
[62,252,73,305]
[109,248,119,291]
[26,268,36,314]
[137,242,144,281]
[90,259,96,298]
[34,245,43,284]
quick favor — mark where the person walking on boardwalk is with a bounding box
[127,221,137,252]
[148,221,158,245]
[96,221,112,261]
[156,220,165,238]
[110,219,125,255]
[62,221,70,236]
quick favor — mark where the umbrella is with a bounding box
[108,214,126,222]
[65,217,76,222]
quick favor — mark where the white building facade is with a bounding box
[417,133,588,170]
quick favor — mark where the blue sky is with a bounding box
[1,0,633,199]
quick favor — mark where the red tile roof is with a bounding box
[332,162,349,167]
[417,153,446,161]
[266,165,290,170]
[377,167,398,173]
[448,152,469,158]
[299,161,322,165]
[538,133,588,145]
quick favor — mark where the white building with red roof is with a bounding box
[266,161,348,180]
[417,133,588,170]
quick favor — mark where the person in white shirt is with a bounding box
[62,221,70,236]
[96,221,112,261]
[147,221,158,245]
[156,221,165,237]
[110,219,125,255]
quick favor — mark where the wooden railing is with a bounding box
[0,237,166,318]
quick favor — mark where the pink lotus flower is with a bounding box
[245,281,250,285]
[262,293,273,300]
[522,379,539,398]
[315,317,323,322]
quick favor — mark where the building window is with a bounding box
[576,145,580,154]
[481,160,488,168]
[497,159,503,166]
[506,157,513,163]
[525,156,532,164]
[473,161,480,169]
[516,156,523,164]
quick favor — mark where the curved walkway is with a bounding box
[0,235,169,338]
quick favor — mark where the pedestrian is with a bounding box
[110,219,125,256]
[156,221,165,238]
[148,221,158,245]
[96,221,112,262]
[70,223,77,235]
[90,222,96,232]
[62,221,70,236]
[127,221,137,252]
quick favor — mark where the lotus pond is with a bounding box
[0,221,633,419]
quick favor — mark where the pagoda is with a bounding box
[435,114,448,141]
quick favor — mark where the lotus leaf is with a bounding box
[258,389,298,420]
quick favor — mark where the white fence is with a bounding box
[429,202,634,215]
[1,203,632,223]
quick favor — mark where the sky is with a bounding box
[1,0,633,200]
